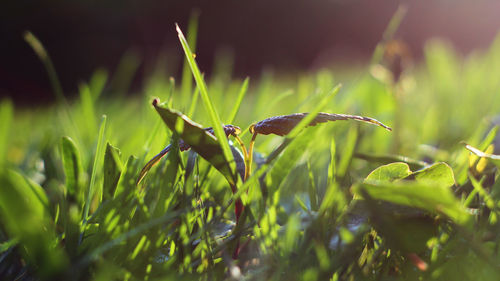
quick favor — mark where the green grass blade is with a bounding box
[268,129,316,195]
[180,11,199,99]
[286,84,341,139]
[79,83,97,135]
[0,99,13,168]
[307,161,318,211]
[187,88,200,117]
[61,136,83,197]
[336,126,358,179]
[24,31,66,104]
[82,115,107,226]
[371,4,408,64]
[176,24,238,185]
[77,209,186,269]
[109,50,141,96]
[89,68,108,101]
[102,143,123,200]
[226,77,249,124]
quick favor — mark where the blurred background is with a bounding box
[2,0,500,105]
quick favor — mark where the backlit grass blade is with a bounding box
[227,77,250,124]
[181,11,199,99]
[103,143,123,200]
[24,31,66,104]
[79,83,97,135]
[337,126,358,178]
[82,115,107,231]
[371,4,408,65]
[61,136,83,197]
[176,24,238,185]
[0,99,13,168]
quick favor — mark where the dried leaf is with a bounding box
[249,112,392,136]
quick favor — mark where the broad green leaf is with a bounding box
[61,136,82,196]
[356,181,471,226]
[411,162,455,187]
[0,170,67,278]
[153,103,237,186]
[365,162,411,182]
[103,143,123,200]
[354,152,427,170]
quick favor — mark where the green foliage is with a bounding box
[4,22,500,281]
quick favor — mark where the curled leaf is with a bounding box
[137,100,241,185]
[249,112,392,136]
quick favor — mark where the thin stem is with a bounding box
[246,132,258,179]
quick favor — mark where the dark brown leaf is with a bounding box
[249,112,392,136]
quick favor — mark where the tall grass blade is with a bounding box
[103,143,123,200]
[79,83,97,135]
[109,50,141,96]
[0,99,13,168]
[371,5,408,64]
[82,115,107,230]
[61,136,83,197]
[24,31,66,103]
[176,24,238,185]
[181,11,200,99]
[227,77,249,123]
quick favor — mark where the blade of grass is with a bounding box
[176,24,238,186]
[226,77,250,124]
[102,143,123,200]
[61,136,83,197]
[371,4,408,64]
[79,83,97,135]
[187,87,200,117]
[81,115,107,242]
[24,31,66,104]
[0,99,13,168]
[337,126,358,179]
[180,11,199,99]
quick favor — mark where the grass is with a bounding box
[3,16,500,280]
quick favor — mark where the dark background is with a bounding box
[2,0,500,104]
